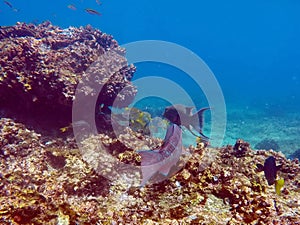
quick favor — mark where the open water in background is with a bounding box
[1,0,300,156]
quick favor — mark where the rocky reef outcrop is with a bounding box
[0,22,136,130]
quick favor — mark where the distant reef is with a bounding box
[0,22,136,130]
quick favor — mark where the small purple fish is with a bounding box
[96,0,102,5]
[138,124,182,186]
[85,8,101,16]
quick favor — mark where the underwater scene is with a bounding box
[0,0,300,224]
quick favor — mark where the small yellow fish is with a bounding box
[60,124,71,133]
[275,178,284,195]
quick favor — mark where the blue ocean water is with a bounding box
[1,0,300,155]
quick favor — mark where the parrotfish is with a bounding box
[138,124,182,187]
[163,104,210,139]
[257,156,284,195]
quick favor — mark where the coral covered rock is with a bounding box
[0,22,136,129]
[1,119,300,224]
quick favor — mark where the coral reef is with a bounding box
[0,22,136,130]
[1,22,300,224]
[255,138,280,151]
[1,117,300,224]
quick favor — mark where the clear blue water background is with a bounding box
[1,0,300,153]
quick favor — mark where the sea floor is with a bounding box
[223,103,300,158]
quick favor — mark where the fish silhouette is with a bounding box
[163,104,210,139]
[257,156,281,185]
[138,124,182,187]
[257,156,284,195]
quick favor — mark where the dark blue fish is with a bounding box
[163,104,210,139]
[257,156,281,185]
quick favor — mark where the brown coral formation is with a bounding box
[0,22,136,130]
[1,116,300,224]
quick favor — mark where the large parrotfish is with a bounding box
[137,124,182,187]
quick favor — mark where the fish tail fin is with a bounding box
[195,107,210,129]
[137,150,162,166]
[190,107,210,139]
[139,168,157,187]
[137,150,162,187]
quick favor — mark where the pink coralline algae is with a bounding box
[0,22,136,129]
